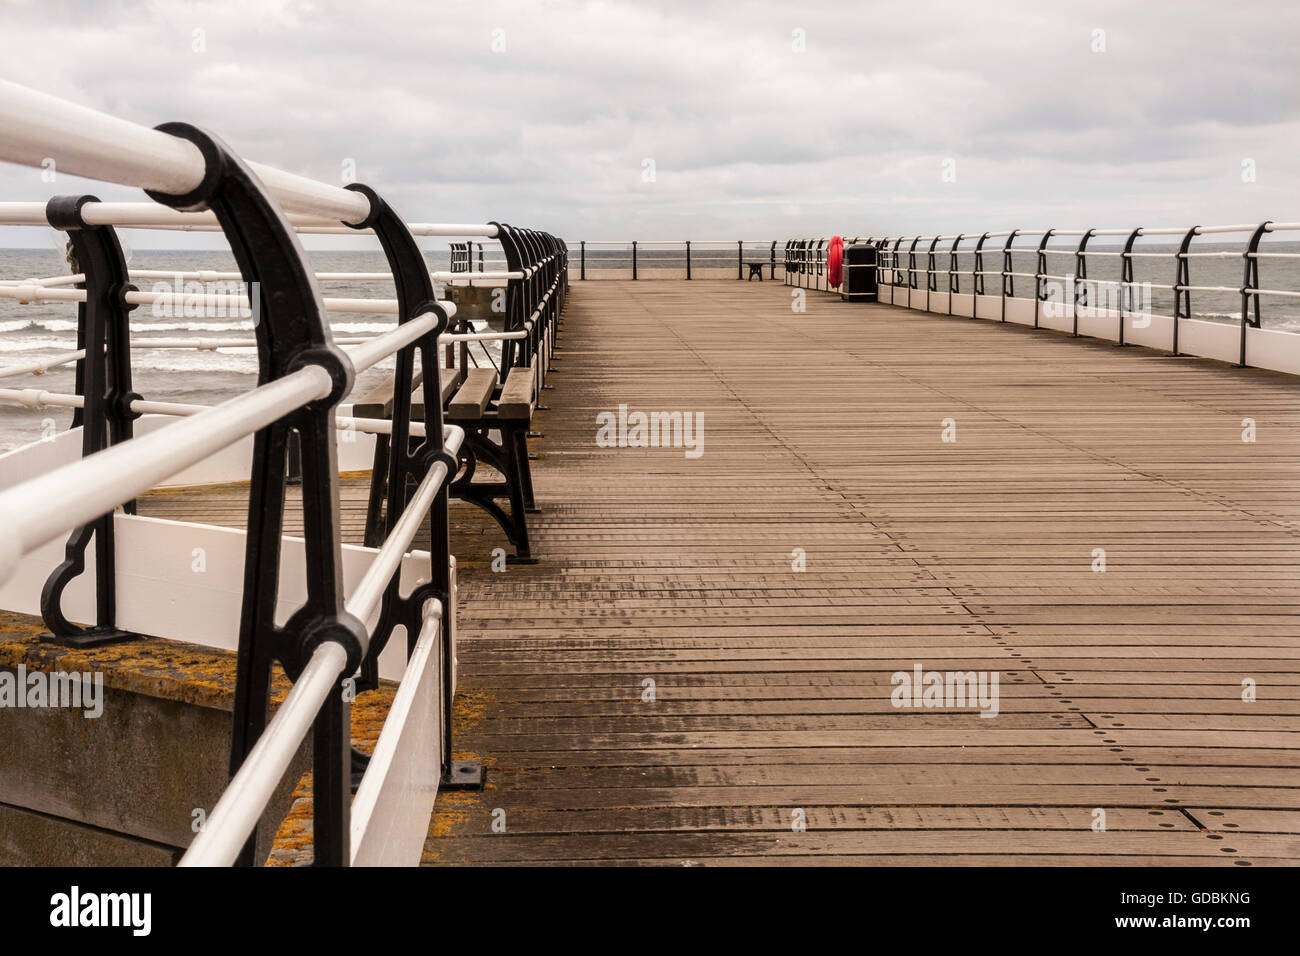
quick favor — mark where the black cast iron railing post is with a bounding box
[145,122,365,868]
[973,232,989,304]
[1072,229,1095,337]
[1000,230,1019,322]
[1118,227,1142,346]
[1172,226,1199,355]
[341,183,470,788]
[685,240,691,280]
[1034,229,1055,329]
[580,240,585,280]
[949,235,963,296]
[632,240,637,280]
[39,195,141,648]
[926,236,939,310]
[350,185,462,784]
[1239,221,1272,367]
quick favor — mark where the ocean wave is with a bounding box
[0,318,407,335]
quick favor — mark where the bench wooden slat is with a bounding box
[352,370,422,419]
[352,368,464,422]
[447,368,499,420]
[497,367,536,420]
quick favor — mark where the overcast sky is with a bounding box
[1,0,1297,249]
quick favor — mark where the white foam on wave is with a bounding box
[0,318,401,334]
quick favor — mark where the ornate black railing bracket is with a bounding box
[1171,225,1200,356]
[1000,230,1020,322]
[1072,229,1096,337]
[144,122,364,866]
[1239,221,1272,367]
[339,183,479,790]
[1118,227,1143,347]
[39,194,141,647]
[926,237,940,299]
[493,222,526,371]
[1034,229,1056,329]
[973,232,990,300]
[948,235,963,295]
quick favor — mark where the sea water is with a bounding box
[2,240,1298,451]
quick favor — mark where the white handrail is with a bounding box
[345,427,465,626]
[177,426,465,868]
[0,330,524,381]
[0,81,370,223]
[177,639,350,867]
[0,365,333,586]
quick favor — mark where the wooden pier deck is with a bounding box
[152,279,1300,865]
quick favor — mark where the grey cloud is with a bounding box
[0,0,1296,249]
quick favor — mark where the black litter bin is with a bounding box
[840,243,878,302]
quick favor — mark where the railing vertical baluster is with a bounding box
[137,124,365,868]
[1239,221,1272,367]
[39,196,139,646]
[949,235,963,297]
[737,240,743,280]
[580,240,586,280]
[686,240,691,280]
[1172,226,1200,355]
[926,237,939,310]
[1034,229,1054,329]
[632,240,637,280]
[1000,230,1019,322]
[1119,227,1142,345]
[1072,229,1095,337]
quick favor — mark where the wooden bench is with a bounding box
[357,363,540,563]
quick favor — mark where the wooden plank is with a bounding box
[447,368,498,420]
[133,279,1300,867]
[497,367,536,420]
[352,370,423,418]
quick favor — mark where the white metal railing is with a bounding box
[0,78,555,867]
[785,223,1300,371]
[568,239,783,279]
[179,426,464,867]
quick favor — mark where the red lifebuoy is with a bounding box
[827,236,844,287]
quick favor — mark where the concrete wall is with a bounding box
[873,279,1300,377]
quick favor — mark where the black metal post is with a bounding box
[973,232,990,301]
[1239,221,1272,366]
[926,237,939,309]
[146,123,364,867]
[1172,226,1199,355]
[632,240,637,280]
[1034,229,1055,329]
[1000,231,1020,322]
[1118,227,1142,345]
[39,195,140,648]
[685,240,691,280]
[949,235,963,295]
[1072,229,1095,337]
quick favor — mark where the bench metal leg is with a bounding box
[514,426,538,513]
[499,428,536,562]
[450,430,538,564]
[363,432,390,548]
